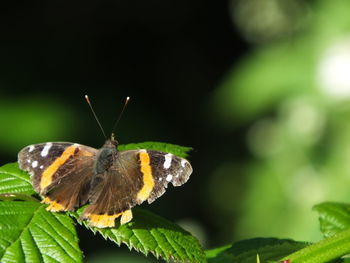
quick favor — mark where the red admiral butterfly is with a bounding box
[17,96,193,227]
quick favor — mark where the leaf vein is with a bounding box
[0,204,41,262]
[28,227,44,263]
[147,229,168,259]
[37,213,81,258]
[160,230,190,261]
[0,170,31,184]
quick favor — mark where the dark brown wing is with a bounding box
[81,149,144,226]
[18,142,98,211]
[145,150,193,203]
[81,149,192,227]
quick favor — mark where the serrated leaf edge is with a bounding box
[71,214,204,263]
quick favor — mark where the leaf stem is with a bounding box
[281,228,350,263]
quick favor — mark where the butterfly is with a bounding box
[18,137,193,227]
[17,96,192,228]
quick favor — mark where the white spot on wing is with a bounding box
[163,154,172,169]
[166,174,173,182]
[41,143,52,157]
[32,161,38,168]
[27,159,31,163]
[181,159,187,168]
[28,145,35,152]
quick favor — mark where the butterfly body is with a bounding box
[94,139,118,174]
[18,138,192,228]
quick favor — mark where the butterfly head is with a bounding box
[104,135,119,150]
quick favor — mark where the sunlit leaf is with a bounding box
[206,238,307,263]
[0,200,82,263]
[119,141,192,158]
[0,163,35,195]
[205,244,232,259]
[70,207,205,263]
[313,202,350,238]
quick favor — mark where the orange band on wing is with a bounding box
[87,213,122,228]
[137,151,155,202]
[40,145,77,191]
[42,197,65,212]
[86,209,133,228]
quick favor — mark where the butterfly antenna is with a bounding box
[85,95,107,139]
[111,96,130,137]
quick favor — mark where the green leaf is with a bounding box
[313,202,350,238]
[205,244,232,259]
[119,141,193,158]
[0,193,39,202]
[0,163,35,195]
[69,207,206,263]
[206,238,308,263]
[0,199,82,263]
[211,42,316,126]
[280,228,350,263]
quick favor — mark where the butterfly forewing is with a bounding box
[116,149,192,206]
[18,142,98,210]
[145,150,193,203]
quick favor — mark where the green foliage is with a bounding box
[313,202,350,238]
[207,0,350,245]
[0,163,35,195]
[273,201,350,263]
[0,198,82,263]
[205,201,350,263]
[119,141,192,158]
[206,238,308,263]
[0,97,74,154]
[279,228,350,263]
[205,244,232,259]
[0,141,204,263]
[70,208,205,263]
[6,135,350,263]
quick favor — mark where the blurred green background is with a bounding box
[2,0,350,262]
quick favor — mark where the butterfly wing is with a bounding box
[18,142,98,211]
[140,150,193,203]
[81,149,192,227]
